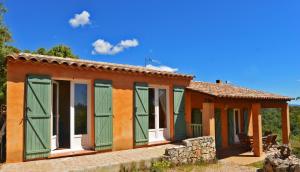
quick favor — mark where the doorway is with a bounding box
[51,80,71,151]
[148,86,170,142]
[51,79,91,153]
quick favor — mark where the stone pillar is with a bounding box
[202,103,215,137]
[281,103,290,144]
[221,105,228,148]
[252,103,263,157]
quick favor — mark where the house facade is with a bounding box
[5,53,292,163]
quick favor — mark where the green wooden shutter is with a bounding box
[134,83,149,145]
[174,87,186,140]
[215,108,222,149]
[228,108,235,145]
[25,75,51,160]
[244,109,249,134]
[94,80,113,151]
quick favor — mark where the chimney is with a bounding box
[216,80,222,84]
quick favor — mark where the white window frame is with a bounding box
[51,81,59,151]
[70,80,92,150]
[49,78,92,154]
[148,84,170,142]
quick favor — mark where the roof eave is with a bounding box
[7,53,194,80]
[187,88,293,101]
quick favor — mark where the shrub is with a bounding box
[151,160,171,172]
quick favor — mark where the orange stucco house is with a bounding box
[5,53,292,163]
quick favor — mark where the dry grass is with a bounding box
[164,162,257,172]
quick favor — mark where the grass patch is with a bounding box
[164,161,219,172]
[290,135,300,158]
[247,161,264,169]
[151,160,172,172]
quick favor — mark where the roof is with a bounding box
[7,53,194,79]
[187,81,293,101]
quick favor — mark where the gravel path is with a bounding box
[0,144,176,172]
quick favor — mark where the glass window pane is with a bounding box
[148,88,155,129]
[75,84,87,135]
[159,89,167,128]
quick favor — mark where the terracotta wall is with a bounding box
[6,61,191,163]
[202,103,215,137]
[190,91,206,109]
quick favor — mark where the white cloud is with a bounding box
[119,39,139,48]
[92,39,139,55]
[146,64,178,72]
[69,11,91,27]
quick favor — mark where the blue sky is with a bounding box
[4,0,300,103]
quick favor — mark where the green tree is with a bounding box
[24,45,78,58]
[0,3,18,104]
[35,48,47,55]
[0,5,11,46]
[47,45,78,58]
[23,49,31,53]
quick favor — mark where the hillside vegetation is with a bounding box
[262,106,300,157]
[262,106,300,140]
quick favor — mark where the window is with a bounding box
[159,89,167,128]
[74,84,87,135]
[149,88,155,129]
[148,86,169,142]
[148,88,168,129]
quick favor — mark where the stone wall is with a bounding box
[164,136,216,165]
[264,145,300,172]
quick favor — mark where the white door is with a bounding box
[148,86,170,142]
[70,81,90,150]
[51,81,59,150]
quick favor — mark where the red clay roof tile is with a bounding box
[188,81,293,100]
[7,53,194,79]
